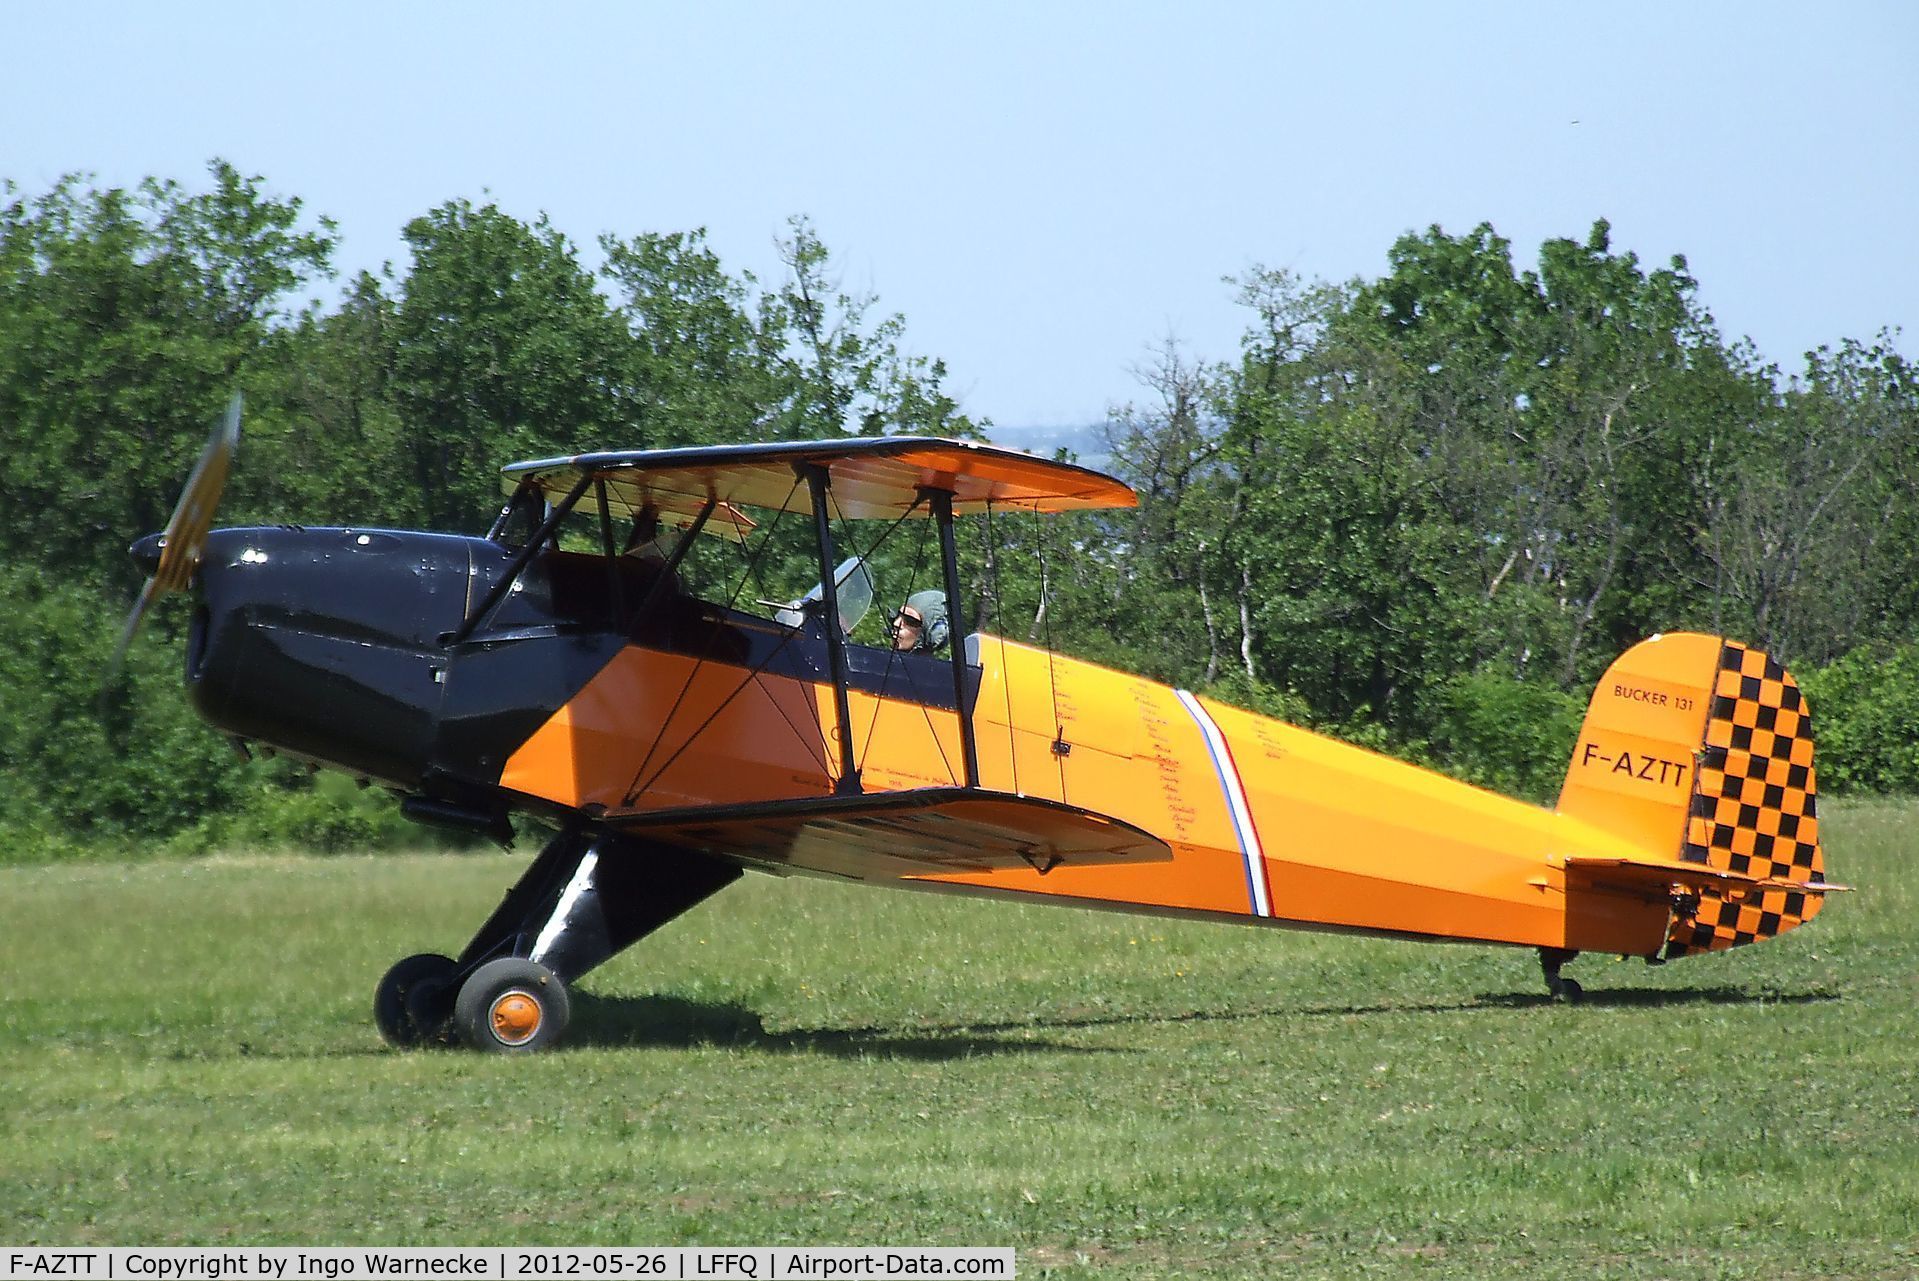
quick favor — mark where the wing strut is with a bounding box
[926,486,982,788]
[802,463,862,795]
[628,495,717,628]
[452,471,594,643]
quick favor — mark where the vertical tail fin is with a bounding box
[1557,633,1828,959]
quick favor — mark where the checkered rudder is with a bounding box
[1663,641,1826,959]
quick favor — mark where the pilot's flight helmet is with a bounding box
[898,589,950,652]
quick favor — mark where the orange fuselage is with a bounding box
[500,633,1675,958]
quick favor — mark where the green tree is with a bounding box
[236,270,412,527]
[1698,336,1917,665]
[1220,261,1485,729]
[767,216,974,439]
[601,228,786,447]
[387,200,629,530]
[0,162,334,588]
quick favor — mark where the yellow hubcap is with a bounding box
[489,991,542,1045]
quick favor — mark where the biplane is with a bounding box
[125,399,1843,1052]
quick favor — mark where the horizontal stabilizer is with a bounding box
[606,788,1173,880]
[1562,853,1849,901]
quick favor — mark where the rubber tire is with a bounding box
[406,968,462,1046]
[453,957,571,1054]
[1555,977,1584,1004]
[375,953,458,1047]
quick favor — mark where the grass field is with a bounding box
[2,800,1915,1278]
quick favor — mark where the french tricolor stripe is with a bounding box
[1174,689,1273,918]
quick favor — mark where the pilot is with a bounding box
[889,589,950,654]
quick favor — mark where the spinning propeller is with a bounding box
[108,392,242,680]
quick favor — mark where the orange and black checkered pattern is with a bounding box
[1664,641,1825,959]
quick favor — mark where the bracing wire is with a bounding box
[853,509,924,761]
[842,500,924,584]
[622,481,806,804]
[744,662,837,781]
[853,513,959,788]
[805,487,958,787]
[660,483,941,800]
[629,620,830,801]
[986,499,1020,797]
[1036,508,1069,800]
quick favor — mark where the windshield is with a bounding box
[775,556,874,635]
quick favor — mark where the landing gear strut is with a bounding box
[375,826,741,1052]
[1539,947,1583,1002]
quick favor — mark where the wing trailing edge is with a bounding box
[603,788,1173,880]
[502,437,1138,520]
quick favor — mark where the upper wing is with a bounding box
[605,787,1172,880]
[501,437,1138,521]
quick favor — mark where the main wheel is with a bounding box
[453,957,571,1053]
[375,953,458,1047]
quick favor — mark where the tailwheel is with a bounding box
[375,953,458,1047]
[453,957,571,1054]
[1539,947,1583,1003]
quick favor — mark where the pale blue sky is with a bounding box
[4,3,1915,426]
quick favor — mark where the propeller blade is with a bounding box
[104,578,163,690]
[151,392,242,594]
[105,393,243,688]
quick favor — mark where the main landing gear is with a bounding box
[374,826,740,1053]
[376,952,573,1052]
[1539,947,1583,1003]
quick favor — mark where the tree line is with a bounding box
[1055,225,1917,798]
[1,162,1912,859]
